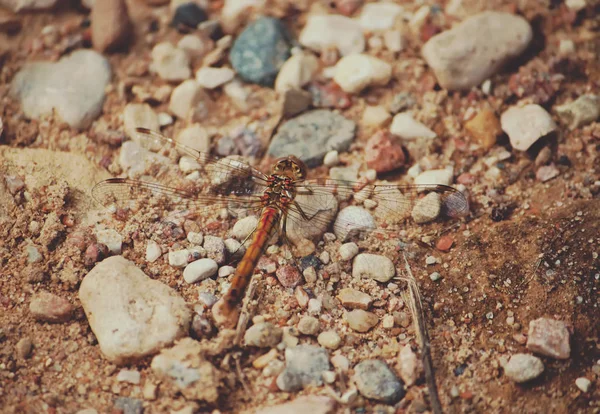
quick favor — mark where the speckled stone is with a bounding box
[353,359,405,403]
[229,17,292,86]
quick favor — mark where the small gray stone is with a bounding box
[422,11,532,90]
[268,110,356,168]
[276,344,330,392]
[353,359,405,403]
[297,316,320,336]
[346,309,378,333]
[11,50,111,129]
[229,17,292,86]
[503,353,544,383]
[203,236,226,264]
[317,330,341,350]
[244,322,282,348]
[114,397,143,414]
[555,94,600,130]
[333,206,376,241]
[183,258,218,284]
[352,253,395,283]
[412,192,442,224]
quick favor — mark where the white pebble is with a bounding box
[274,52,319,93]
[195,67,235,89]
[383,30,404,53]
[157,112,173,127]
[95,228,122,254]
[425,255,437,265]
[352,253,395,282]
[429,272,442,281]
[414,168,453,186]
[187,231,203,245]
[358,3,404,31]
[308,298,322,315]
[299,15,365,56]
[322,370,336,384]
[168,80,204,120]
[339,242,359,261]
[116,369,141,384]
[323,150,340,167]
[183,258,218,283]
[145,240,161,263]
[412,192,442,224]
[333,206,376,241]
[501,104,557,151]
[218,265,235,278]
[318,330,341,350]
[390,112,436,140]
[362,105,391,127]
[168,249,190,268]
[333,54,392,94]
[151,42,191,81]
[179,155,201,173]
[575,377,591,393]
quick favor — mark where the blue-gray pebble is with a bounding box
[229,17,292,86]
[353,359,405,403]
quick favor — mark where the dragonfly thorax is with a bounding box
[263,174,297,207]
[271,156,307,180]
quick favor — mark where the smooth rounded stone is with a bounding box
[299,15,364,57]
[10,50,111,129]
[317,330,341,350]
[352,253,395,283]
[177,34,212,59]
[503,353,544,383]
[365,130,405,173]
[116,369,141,384]
[421,12,533,90]
[151,42,191,81]
[333,54,391,94]
[414,168,453,186]
[158,112,173,127]
[526,317,570,359]
[146,241,162,263]
[150,338,220,402]
[297,316,320,336]
[29,291,73,323]
[244,322,282,348]
[358,2,403,31]
[362,105,391,128]
[536,165,560,183]
[114,398,143,414]
[179,155,201,173]
[169,80,205,119]
[346,309,378,333]
[229,17,292,86]
[171,2,207,30]
[333,206,376,241]
[274,52,319,93]
[176,123,210,153]
[203,235,226,264]
[218,265,235,278]
[95,228,123,254]
[118,140,169,177]
[412,192,442,224]
[276,344,330,392]
[555,94,599,130]
[123,103,160,144]
[383,30,404,53]
[428,271,442,281]
[91,0,131,53]
[183,258,218,284]
[501,104,557,151]
[16,337,33,359]
[390,112,436,140]
[308,298,322,315]
[337,288,372,310]
[187,231,203,245]
[255,396,336,414]
[232,215,258,241]
[268,110,356,168]
[195,67,234,89]
[575,377,591,393]
[323,150,340,168]
[465,108,501,150]
[353,359,405,403]
[339,242,359,261]
[398,344,419,386]
[276,265,302,288]
[79,256,191,365]
[168,249,190,267]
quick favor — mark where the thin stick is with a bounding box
[399,252,443,414]
[234,275,259,346]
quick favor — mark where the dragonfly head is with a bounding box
[272,156,307,181]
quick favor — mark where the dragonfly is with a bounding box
[92,127,469,328]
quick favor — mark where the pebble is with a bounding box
[218,265,235,278]
[358,2,403,31]
[352,253,395,283]
[429,271,442,281]
[268,110,356,168]
[333,206,376,241]
[203,236,226,264]
[16,337,33,359]
[114,398,143,414]
[150,338,219,402]
[308,298,322,315]
[422,12,533,90]
[281,87,312,117]
[276,345,330,391]
[116,369,141,384]
[244,322,282,348]
[123,103,160,144]
[171,2,207,30]
[275,52,319,93]
[353,359,405,403]
[91,0,131,53]
[275,265,302,288]
[555,94,599,130]
[575,377,591,393]
[168,249,190,267]
[79,256,191,364]
[232,216,258,240]
[229,17,291,86]
[382,314,395,329]
[412,192,442,224]
[536,164,560,182]
[501,104,557,151]
[414,168,453,186]
[297,316,320,336]
[339,242,359,261]
[26,245,42,263]
[383,30,404,52]
[169,80,205,119]
[362,105,391,128]
[365,130,405,173]
[299,15,364,56]
[151,42,191,81]
[29,291,73,323]
[254,396,336,414]
[179,155,200,173]
[317,330,341,350]
[337,288,372,310]
[198,292,217,307]
[346,309,378,332]
[465,108,501,150]
[176,123,210,153]
[10,50,111,129]
[157,112,173,127]
[333,54,391,94]
[398,344,419,386]
[526,317,570,359]
[195,67,235,89]
[177,34,212,59]
[323,150,340,167]
[503,354,544,383]
[390,112,436,140]
[95,228,123,254]
[2,0,57,12]
[183,258,218,283]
